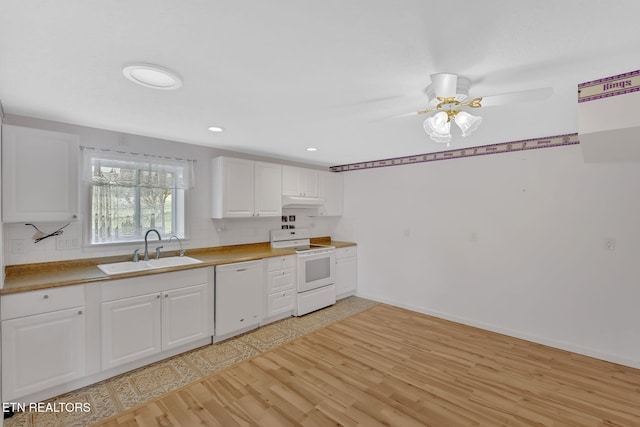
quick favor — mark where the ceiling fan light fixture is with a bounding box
[122,63,182,90]
[454,111,482,137]
[423,111,452,143]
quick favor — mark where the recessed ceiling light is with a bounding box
[306,147,317,152]
[208,126,225,132]
[122,63,182,90]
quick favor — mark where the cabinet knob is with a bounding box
[77,310,83,315]
[165,294,168,298]
[157,295,161,299]
[240,318,244,322]
[43,294,49,299]
[256,213,260,216]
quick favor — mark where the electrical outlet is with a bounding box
[56,238,79,250]
[604,237,616,251]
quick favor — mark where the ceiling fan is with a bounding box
[403,73,553,145]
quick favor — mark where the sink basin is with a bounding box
[146,256,203,269]
[97,256,203,275]
[97,261,154,275]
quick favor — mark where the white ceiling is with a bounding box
[1,1,640,166]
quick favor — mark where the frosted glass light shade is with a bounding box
[423,111,452,143]
[454,111,482,137]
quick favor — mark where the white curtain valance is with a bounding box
[82,147,195,189]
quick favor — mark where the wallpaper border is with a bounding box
[330,133,579,172]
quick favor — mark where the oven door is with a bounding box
[297,250,336,293]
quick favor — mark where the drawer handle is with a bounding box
[43,294,49,299]
[240,318,244,322]
[77,310,83,315]
[236,268,247,272]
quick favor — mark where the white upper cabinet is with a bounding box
[318,171,343,216]
[2,125,79,222]
[254,161,282,217]
[282,166,319,197]
[211,157,282,218]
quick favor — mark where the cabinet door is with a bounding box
[2,307,85,400]
[212,157,255,218]
[254,161,282,217]
[101,293,161,370]
[215,262,262,336]
[282,165,302,196]
[2,125,79,222]
[300,168,319,197]
[162,284,210,350]
[336,256,357,298]
[318,171,343,216]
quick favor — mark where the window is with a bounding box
[83,148,193,245]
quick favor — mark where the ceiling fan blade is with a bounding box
[479,87,553,107]
[368,110,422,123]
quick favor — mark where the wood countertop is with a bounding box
[1,239,356,295]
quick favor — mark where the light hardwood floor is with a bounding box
[94,304,640,426]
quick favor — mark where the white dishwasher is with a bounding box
[214,260,263,340]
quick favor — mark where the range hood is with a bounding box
[282,195,324,208]
[579,70,640,162]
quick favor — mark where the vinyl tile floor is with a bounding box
[4,296,377,427]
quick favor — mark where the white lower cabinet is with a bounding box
[1,285,86,401]
[215,260,263,338]
[264,255,296,322]
[335,246,357,299]
[100,269,211,371]
[162,284,210,350]
[101,293,162,370]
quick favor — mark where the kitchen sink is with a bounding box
[146,256,203,269]
[97,256,203,275]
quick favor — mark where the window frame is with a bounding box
[82,148,191,247]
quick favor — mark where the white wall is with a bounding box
[335,145,640,368]
[2,115,339,265]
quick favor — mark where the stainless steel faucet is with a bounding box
[143,229,161,261]
[169,235,184,256]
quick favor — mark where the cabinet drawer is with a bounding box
[336,246,357,260]
[267,289,295,317]
[266,268,295,293]
[266,255,296,271]
[1,285,85,320]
